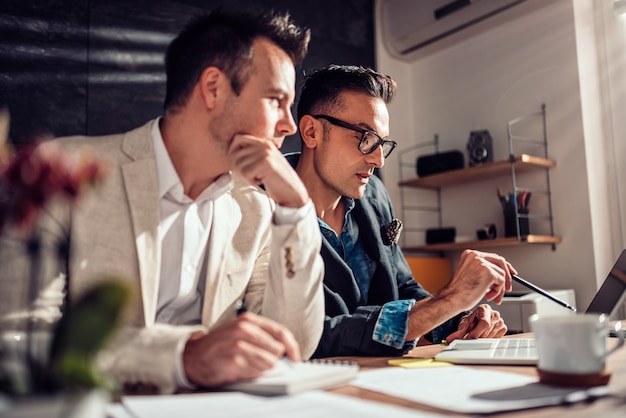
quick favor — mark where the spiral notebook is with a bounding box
[223,359,359,396]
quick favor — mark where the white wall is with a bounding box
[375,0,625,313]
[593,0,626,271]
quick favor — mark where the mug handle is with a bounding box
[606,321,625,357]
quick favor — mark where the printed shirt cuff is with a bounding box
[373,299,416,349]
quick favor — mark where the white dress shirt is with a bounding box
[152,119,234,325]
[150,119,313,388]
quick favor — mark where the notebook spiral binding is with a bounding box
[306,359,359,367]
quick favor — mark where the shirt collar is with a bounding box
[151,118,233,203]
[344,196,356,214]
[317,197,356,232]
[152,118,179,200]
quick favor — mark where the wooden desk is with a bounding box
[327,336,626,417]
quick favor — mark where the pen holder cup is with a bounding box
[503,206,529,238]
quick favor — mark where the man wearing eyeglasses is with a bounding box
[292,65,516,357]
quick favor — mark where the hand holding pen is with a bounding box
[181,300,301,387]
[235,299,296,368]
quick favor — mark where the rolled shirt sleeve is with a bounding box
[372,299,417,349]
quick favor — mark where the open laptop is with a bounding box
[435,249,626,365]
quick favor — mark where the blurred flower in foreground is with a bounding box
[0,109,107,232]
[0,109,128,401]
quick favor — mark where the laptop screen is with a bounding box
[585,249,626,316]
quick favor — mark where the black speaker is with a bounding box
[467,130,493,166]
[416,150,464,177]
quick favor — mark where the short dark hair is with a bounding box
[297,65,397,122]
[164,9,310,111]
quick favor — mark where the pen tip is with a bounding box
[235,299,247,315]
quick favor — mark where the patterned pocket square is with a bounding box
[384,218,403,245]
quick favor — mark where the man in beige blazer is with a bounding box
[0,10,324,393]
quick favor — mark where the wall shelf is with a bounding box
[403,235,562,253]
[397,104,560,252]
[398,154,556,189]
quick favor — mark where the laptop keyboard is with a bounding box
[493,338,537,358]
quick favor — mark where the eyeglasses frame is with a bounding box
[312,114,397,158]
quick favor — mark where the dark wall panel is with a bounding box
[85,0,191,137]
[0,0,89,144]
[0,0,375,152]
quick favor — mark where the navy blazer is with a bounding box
[286,154,460,357]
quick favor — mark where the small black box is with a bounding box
[416,151,464,177]
[425,227,456,244]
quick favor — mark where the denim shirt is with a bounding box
[318,198,415,349]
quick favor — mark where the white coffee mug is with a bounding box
[529,313,624,374]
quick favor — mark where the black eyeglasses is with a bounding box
[313,115,397,158]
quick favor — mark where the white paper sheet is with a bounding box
[352,366,607,414]
[121,390,448,418]
[106,403,135,418]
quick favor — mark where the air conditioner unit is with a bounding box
[379,0,527,61]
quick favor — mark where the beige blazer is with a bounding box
[0,120,324,393]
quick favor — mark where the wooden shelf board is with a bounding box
[398,154,556,189]
[402,235,562,252]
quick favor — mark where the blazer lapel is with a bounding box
[353,201,382,262]
[120,124,161,326]
[321,239,362,310]
[353,200,399,303]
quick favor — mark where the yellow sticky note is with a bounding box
[387,358,453,368]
